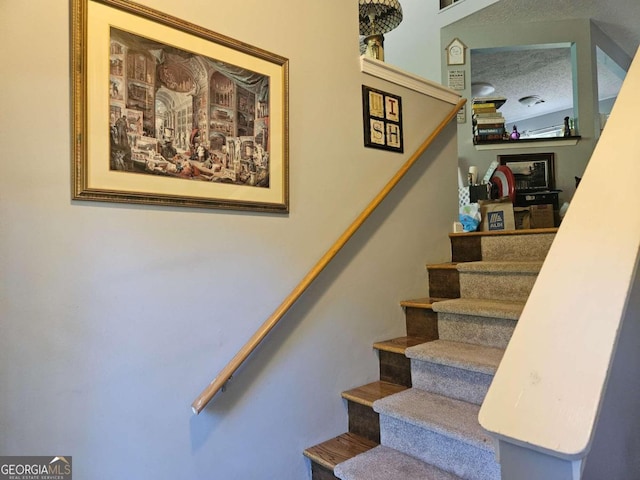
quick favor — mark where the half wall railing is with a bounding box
[479,51,640,478]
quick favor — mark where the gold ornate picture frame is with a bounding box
[71,0,289,212]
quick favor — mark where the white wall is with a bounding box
[384,0,500,83]
[0,1,458,478]
[582,261,640,479]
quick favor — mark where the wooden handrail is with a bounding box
[191,98,466,414]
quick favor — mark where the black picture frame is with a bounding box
[498,153,555,192]
[362,85,404,153]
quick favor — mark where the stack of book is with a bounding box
[472,96,507,144]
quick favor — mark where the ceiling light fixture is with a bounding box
[471,82,495,97]
[518,95,545,107]
[359,0,403,61]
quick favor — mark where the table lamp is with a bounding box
[359,0,403,61]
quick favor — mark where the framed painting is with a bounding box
[361,85,403,153]
[71,0,289,212]
[498,153,556,192]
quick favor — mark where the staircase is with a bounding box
[304,228,557,480]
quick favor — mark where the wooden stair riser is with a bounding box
[427,265,460,299]
[347,401,380,443]
[459,270,538,302]
[311,463,340,480]
[437,313,517,349]
[410,360,494,406]
[379,415,500,480]
[378,350,412,387]
[404,306,439,339]
[450,235,482,262]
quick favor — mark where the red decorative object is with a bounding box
[490,165,516,202]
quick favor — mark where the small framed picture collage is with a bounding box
[362,85,404,153]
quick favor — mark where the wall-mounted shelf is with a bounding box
[474,136,581,151]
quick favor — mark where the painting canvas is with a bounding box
[72,0,289,212]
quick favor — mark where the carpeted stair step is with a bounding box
[406,340,504,405]
[449,228,556,262]
[335,444,462,480]
[432,298,523,348]
[457,260,542,302]
[480,229,556,261]
[373,389,500,480]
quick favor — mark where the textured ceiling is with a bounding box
[470,45,624,125]
[452,0,640,126]
[455,0,640,57]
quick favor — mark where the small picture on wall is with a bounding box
[362,85,403,153]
